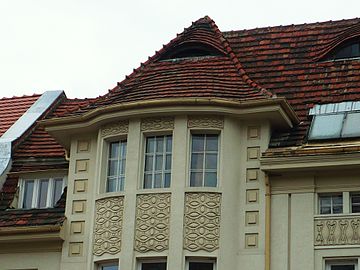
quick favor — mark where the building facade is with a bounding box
[1,16,360,270]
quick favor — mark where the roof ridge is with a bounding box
[206,17,273,98]
[0,93,41,101]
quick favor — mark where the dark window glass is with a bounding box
[53,178,63,205]
[23,180,34,208]
[141,262,167,270]
[319,194,343,214]
[101,265,118,270]
[325,39,360,60]
[351,193,360,213]
[331,265,355,270]
[38,179,49,208]
[107,140,127,192]
[189,262,214,270]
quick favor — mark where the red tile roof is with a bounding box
[0,94,41,136]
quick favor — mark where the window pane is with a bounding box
[351,194,360,204]
[121,141,127,157]
[155,154,163,171]
[192,135,205,151]
[23,180,34,208]
[156,137,164,152]
[141,262,167,270]
[333,195,343,205]
[342,112,360,138]
[154,173,162,188]
[309,114,344,140]
[164,173,171,188]
[109,142,119,158]
[320,206,331,215]
[53,179,63,206]
[189,262,213,270]
[205,154,217,169]
[107,177,117,192]
[101,265,118,270]
[333,205,343,214]
[144,174,153,189]
[165,154,172,170]
[120,159,126,174]
[38,179,49,208]
[190,172,203,187]
[119,177,125,191]
[166,136,172,152]
[206,134,218,151]
[191,153,204,169]
[204,172,217,187]
[331,265,355,270]
[145,155,154,171]
[108,160,119,176]
[146,137,155,153]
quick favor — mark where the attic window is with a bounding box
[324,37,360,61]
[159,42,223,60]
[308,101,360,140]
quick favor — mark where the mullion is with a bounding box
[116,142,122,191]
[202,135,207,186]
[161,137,166,187]
[152,137,157,188]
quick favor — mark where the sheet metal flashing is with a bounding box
[0,90,63,180]
[309,101,360,115]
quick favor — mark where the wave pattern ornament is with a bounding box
[184,192,221,252]
[187,116,224,129]
[93,196,124,255]
[135,193,171,252]
[101,120,129,137]
[140,117,174,131]
[314,216,360,246]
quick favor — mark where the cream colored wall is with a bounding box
[0,251,61,270]
[60,114,272,270]
[270,170,360,270]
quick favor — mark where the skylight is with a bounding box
[324,38,360,61]
[308,101,360,140]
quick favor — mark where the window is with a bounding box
[190,134,218,187]
[319,194,343,214]
[140,262,167,270]
[107,140,127,192]
[351,193,360,213]
[324,38,360,61]
[98,262,118,270]
[144,135,172,189]
[187,259,216,270]
[20,177,65,209]
[326,260,357,270]
[308,102,360,140]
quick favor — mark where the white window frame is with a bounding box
[143,134,173,189]
[106,139,127,192]
[318,193,343,215]
[325,259,358,270]
[186,258,216,270]
[18,177,67,209]
[138,258,167,270]
[97,261,119,270]
[189,133,220,188]
[350,193,360,213]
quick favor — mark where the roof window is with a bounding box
[308,101,360,140]
[324,38,360,61]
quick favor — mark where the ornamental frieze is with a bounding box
[93,196,124,256]
[184,192,221,252]
[101,120,129,137]
[188,116,224,129]
[135,193,171,252]
[140,117,174,131]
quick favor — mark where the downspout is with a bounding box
[265,173,271,270]
[0,90,63,190]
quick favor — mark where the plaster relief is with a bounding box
[184,192,221,252]
[93,196,124,256]
[188,116,224,129]
[314,216,360,246]
[140,117,174,131]
[135,193,171,252]
[101,120,129,137]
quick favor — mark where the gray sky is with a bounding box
[1,0,359,98]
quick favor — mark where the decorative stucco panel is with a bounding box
[93,196,124,256]
[184,192,221,252]
[314,216,360,246]
[135,193,171,252]
[101,120,129,137]
[188,116,224,129]
[140,117,174,131]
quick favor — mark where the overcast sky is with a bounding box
[0,0,359,99]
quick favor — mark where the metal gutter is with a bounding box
[0,90,63,189]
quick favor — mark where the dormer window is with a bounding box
[19,177,66,209]
[324,38,360,61]
[308,101,360,140]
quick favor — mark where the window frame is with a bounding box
[105,138,127,193]
[137,258,167,270]
[350,193,360,213]
[18,177,67,209]
[186,258,216,270]
[97,261,119,270]
[143,134,173,189]
[325,259,358,270]
[189,132,220,188]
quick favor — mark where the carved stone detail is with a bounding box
[140,117,174,131]
[314,216,360,246]
[135,193,171,252]
[184,192,221,252]
[93,196,124,256]
[101,121,129,137]
[188,116,224,129]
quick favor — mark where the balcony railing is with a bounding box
[314,215,360,246]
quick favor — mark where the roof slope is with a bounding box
[57,16,272,116]
[224,18,360,147]
[0,94,41,136]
